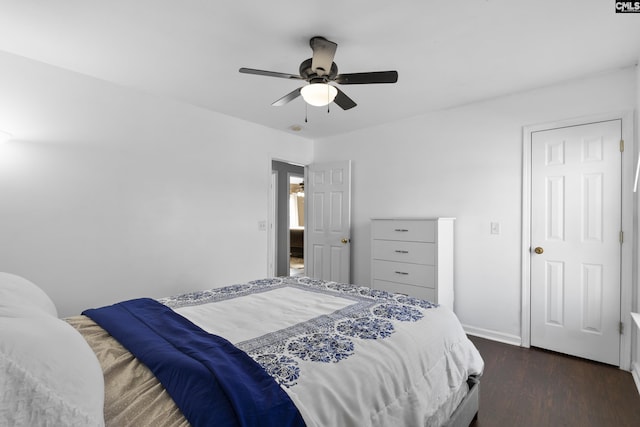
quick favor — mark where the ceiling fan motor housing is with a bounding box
[299,58,338,81]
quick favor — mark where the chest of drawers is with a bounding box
[371,218,454,310]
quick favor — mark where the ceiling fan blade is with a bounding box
[239,67,304,80]
[272,87,302,106]
[335,71,398,84]
[333,88,357,110]
[310,37,337,76]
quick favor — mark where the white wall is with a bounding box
[314,67,637,343]
[0,51,313,317]
[0,47,636,341]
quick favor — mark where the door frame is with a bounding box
[268,170,277,277]
[269,159,306,277]
[521,110,634,370]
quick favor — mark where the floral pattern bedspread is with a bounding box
[159,276,483,427]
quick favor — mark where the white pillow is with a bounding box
[0,272,58,317]
[0,315,105,427]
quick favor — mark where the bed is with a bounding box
[1,273,484,427]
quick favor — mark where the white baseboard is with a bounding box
[632,362,640,396]
[462,324,522,347]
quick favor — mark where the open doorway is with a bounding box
[271,160,304,277]
[289,176,305,276]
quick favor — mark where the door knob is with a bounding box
[534,247,544,254]
[341,238,350,244]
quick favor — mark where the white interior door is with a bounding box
[530,120,621,365]
[305,160,351,283]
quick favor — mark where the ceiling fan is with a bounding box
[239,36,398,110]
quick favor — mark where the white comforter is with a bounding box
[161,276,484,427]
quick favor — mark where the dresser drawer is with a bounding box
[371,220,435,242]
[372,260,435,288]
[372,240,435,265]
[373,279,436,301]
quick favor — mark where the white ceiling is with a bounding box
[1,1,639,140]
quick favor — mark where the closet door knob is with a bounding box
[534,247,544,254]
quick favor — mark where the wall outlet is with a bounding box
[490,222,500,235]
[258,220,267,231]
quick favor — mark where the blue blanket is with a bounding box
[83,298,305,427]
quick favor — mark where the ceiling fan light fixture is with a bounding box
[301,83,337,107]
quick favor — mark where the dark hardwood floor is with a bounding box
[468,335,640,427]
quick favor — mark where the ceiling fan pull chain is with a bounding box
[305,103,308,123]
[327,85,331,114]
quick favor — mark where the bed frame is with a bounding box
[444,376,480,427]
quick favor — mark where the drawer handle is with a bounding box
[394,271,409,275]
[394,228,409,232]
[394,250,409,254]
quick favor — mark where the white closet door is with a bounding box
[530,119,621,365]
